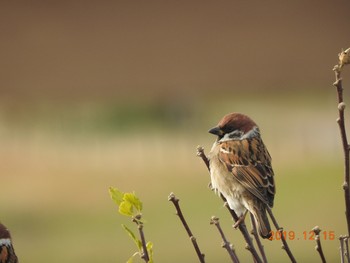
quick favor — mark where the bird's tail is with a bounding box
[251,205,272,239]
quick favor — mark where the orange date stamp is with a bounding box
[268,230,335,241]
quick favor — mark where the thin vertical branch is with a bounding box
[267,207,297,263]
[197,146,263,263]
[168,192,206,263]
[333,47,350,236]
[345,236,350,263]
[312,226,326,263]
[210,216,240,263]
[136,221,150,262]
[250,213,268,263]
[340,236,345,263]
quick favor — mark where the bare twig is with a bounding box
[132,214,150,262]
[250,213,268,263]
[197,146,263,263]
[197,146,210,170]
[267,207,297,263]
[333,47,350,236]
[210,216,240,263]
[223,200,263,263]
[339,235,350,263]
[345,236,350,263]
[134,219,150,262]
[340,236,345,263]
[312,226,326,263]
[168,192,205,263]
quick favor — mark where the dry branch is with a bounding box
[345,237,350,262]
[249,213,268,263]
[266,207,296,263]
[168,192,205,263]
[312,226,326,263]
[340,236,346,263]
[210,216,240,263]
[135,221,150,262]
[333,47,350,236]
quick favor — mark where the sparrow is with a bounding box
[0,223,18,263]
[208,112,275,239]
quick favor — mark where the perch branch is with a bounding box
[210,216,240,263]
[266,207,297,263]
[312,226,326,263]
[223,200,262,263]
[168,192,205,263]
[333,47,350,236]
[250,213,268,263]
[197,146,263,263]
[197,146,210,170]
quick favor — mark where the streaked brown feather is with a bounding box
[218,136,275,207]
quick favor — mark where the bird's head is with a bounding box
[0,223,18,263]
[209,113,258,140]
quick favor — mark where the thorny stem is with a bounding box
[312,226,326,263]
[197,146,263,263]
[250,213,268,263]
[333,51,350,236]
[168,193,205,263]
[133,217,150,263]
[210,216,240,263]
[267,207,297,263]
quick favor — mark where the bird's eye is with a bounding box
[228,130,243,138]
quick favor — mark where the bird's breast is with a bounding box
[208,144,246,215]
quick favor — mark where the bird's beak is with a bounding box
[209,126,223,136]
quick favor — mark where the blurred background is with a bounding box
[0,0,350,262]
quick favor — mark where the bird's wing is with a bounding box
[218,137,275,207]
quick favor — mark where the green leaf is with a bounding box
[109,187,124,206]
[119,201,133,216]
[126,252,140,263]
[122,224,142,250]
[124,192,143,212]
[146,242,154,263]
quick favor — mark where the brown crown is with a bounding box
[217,112,257,134]
[0,223,11,239]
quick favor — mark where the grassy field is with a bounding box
[0,92,347,262]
